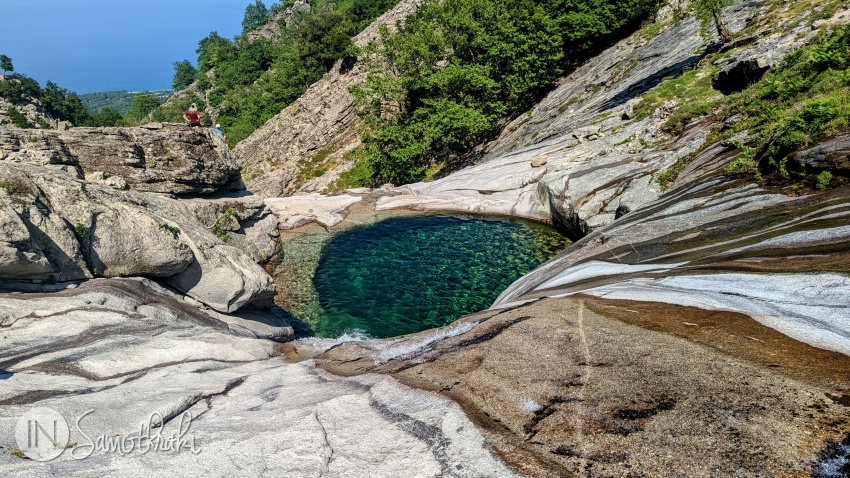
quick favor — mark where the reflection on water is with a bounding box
[276,215,570,338]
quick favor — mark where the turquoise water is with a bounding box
[295,215,570,338]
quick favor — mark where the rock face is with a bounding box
[0,279,517,477]
[376,16,713,239]
[0,162,274,313]
[494,141,850,355]
[0,125,242,195]
[317,297,850,477]
[235,0,423,197]
[793,132,850,170]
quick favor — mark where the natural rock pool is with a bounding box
[273,214,570,338]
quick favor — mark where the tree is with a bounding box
[41,81,91,126]
[693,0,735,43]
[88,107,124,127]
[196,32,238,72]
[242,0,270,33]
[172,60,198,91]
[124,92,162,123]
[0,55,12,74]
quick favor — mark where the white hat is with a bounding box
[216,124,221,128]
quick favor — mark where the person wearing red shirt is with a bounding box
[183,103,202,127]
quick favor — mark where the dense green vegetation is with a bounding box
[350,0,660,185]
[79,90,171,115]
[150,0,398,146]
[0,73,92,126]
[655,23,850,191]
[0,68,173,128]
[723,25,850,187]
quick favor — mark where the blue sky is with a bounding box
[0,0,256,93]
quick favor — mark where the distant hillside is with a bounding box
[81,90,172,115]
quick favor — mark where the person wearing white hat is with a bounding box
[214,123,226,141]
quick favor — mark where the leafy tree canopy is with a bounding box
[124,92,163,123]
[88,107,124,127]
[243,0,270,33]
[196,32,238,72]
[352,0,658,185]
[153,0,401,146]
[0,54,12,74]
[172,60,198,91]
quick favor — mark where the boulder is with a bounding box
[0,162,275,312]
[182,195,281,263]
[712,56,770,95]
[793,133,850,170]
[530,155,548,167]
[0,125,242,195]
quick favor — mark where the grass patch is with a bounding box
[632,68,722,130]
[717,25,850,188]
[0,180,16,193]
[558,96,581,114]
[298,145,340,184]
[331,147,375,191]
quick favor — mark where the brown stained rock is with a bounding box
[317,297,850,478]
[531,156,548,168]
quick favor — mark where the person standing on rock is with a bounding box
[183,103,202,127]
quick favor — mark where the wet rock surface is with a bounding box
[317,297,850,477]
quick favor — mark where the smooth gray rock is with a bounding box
[0,162,275,313]
[0,278,518,477]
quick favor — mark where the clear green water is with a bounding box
[288,215,569,339]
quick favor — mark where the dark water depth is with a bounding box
[294,215,569,338]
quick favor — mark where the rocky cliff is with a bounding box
[234,0,423,196]
[0,124,242,195]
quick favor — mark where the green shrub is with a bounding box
[0,180,16,193]
[353,0,658,185]
[211,208,238,242]
[816,170,833,189]
[74,223,89,239]
[719,25,850,183]
[6,106,31,128]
